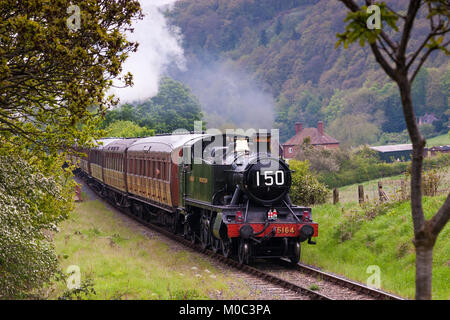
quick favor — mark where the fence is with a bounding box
[330,167,449,204]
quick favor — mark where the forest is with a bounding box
[165,0,449,145]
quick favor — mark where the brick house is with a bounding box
[282,121,339,159]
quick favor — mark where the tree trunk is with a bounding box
[413,220,437,300]
[397,75,426,234]
[397,74,431,299]
[415,245,433,300]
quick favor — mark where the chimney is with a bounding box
[295,122,303,134]
[317,121,324,135]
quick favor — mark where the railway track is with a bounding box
[275,260,405,300]
[80,177,404,301]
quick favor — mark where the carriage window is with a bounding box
[163,161,168,181]
[155,161,160,179]
[150,159,153,177]
[167,160,171,181]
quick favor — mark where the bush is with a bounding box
[289,160,329,206]
[0,155,72,298]
[318,150,450,189]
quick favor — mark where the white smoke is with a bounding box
[111,0,185,103]
[173,60,276,130]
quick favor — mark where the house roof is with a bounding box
[370,144,412,153]
[283,127,339,146]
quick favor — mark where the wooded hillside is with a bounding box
[167,0,449,144]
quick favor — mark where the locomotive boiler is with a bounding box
[75,132,318,265]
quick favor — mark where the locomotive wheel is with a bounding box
[221,239,232,259]
[210,234,220,254]
[238,240,250,265]
[184,223,196,245]
[200,222,209,250]
[170,213,178,234]
[290,241,301,265]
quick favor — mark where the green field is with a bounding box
[331,166,450,204]
[52,200,253,300]
[427,133,450,147]
[302,195,450,300]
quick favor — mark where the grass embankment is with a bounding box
[332,166,450,203]
[302,195,450,299]
[427,133,450,147]
[52,200,252,300]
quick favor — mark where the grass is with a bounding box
[427,133,450,147]
[303,195,450,300]
[51,200,253,300]
[331,166,450,204]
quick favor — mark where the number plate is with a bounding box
[276,225,296,235]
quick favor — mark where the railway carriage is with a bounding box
[88,138,121,184]
[76,132,318,265]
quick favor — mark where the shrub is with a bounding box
[421,169,443,197]
[318,151,450,189]
[289,160,329,206]
[0,155,73,298]
[333,209,365,242]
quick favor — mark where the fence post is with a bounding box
[358,185,364,204]
[400,180,406,200]
[378,181,389,202]
[333,188,339,204]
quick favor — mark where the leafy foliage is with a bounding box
[289,160,329,206]
[317,141,450,189]
[0,0,143,298]
[0,154,74,298]
[168,0,449,144]
[105,120,155,138]
[0,0,143,159]
[103,78,203,134]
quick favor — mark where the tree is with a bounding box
[105,120,155,138]
[0,0,142,297]
[0,0,143,159]
[101,104,141,130]
[0,153,74,298]
[137,78,204,133]
[337,0,449,300]
[328,113,381,148]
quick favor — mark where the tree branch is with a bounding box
[430,193,450,236]
[409,39,449,83]
[398,0,422,60]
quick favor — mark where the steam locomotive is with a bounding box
[74,132,318,265]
